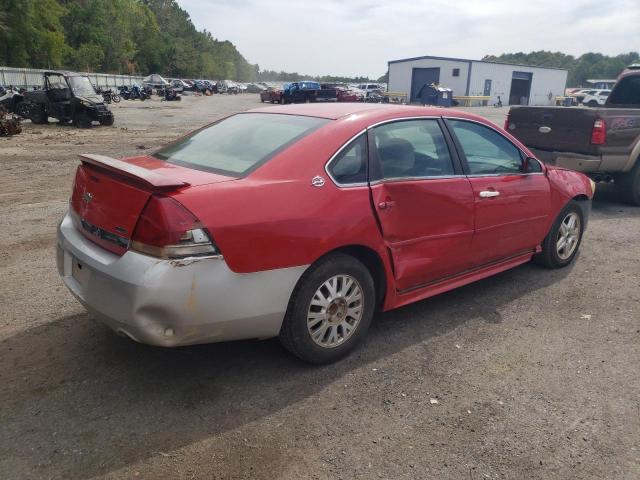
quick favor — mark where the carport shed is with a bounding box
[387,55,568,106]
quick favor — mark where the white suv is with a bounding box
[358,83,383,97]
[582,89,611,107]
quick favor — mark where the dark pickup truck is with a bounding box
[506,67,640,205]
[280,81,337,104]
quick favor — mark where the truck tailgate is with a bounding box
[508,107,600,155]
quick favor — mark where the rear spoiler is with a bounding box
[79,154,189,190]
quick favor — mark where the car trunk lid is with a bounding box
[70,154,235,255]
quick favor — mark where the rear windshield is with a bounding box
[154,113,329,176]
[607,76,640,106]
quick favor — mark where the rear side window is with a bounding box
[371,119,455,180]
[448,120,523,175]
[154,113,329,176]
[328,134,367,185]
[607,76,640,105]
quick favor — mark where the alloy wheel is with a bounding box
[307,274,364,348]
[556,212,581,260]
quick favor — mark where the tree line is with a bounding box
[0,0,256,81]
[482,51,640,86]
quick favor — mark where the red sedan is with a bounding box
[57,104,594,364]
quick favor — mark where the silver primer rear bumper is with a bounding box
[56,212,307,346]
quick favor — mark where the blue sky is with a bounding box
[180,0,640,78]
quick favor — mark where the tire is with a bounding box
[30,107,48,124]
[534,200,585,269]
[619,161,640,206]
[279,253,375,364]
[99,114,114,126]
[74,112,92,129]
[279,97,285,105]
[587,100,598,107]
[112,94,121,103]
[15,102,29,119]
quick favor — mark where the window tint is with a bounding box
[371,120,455,179]
[608,76,640,105]
[328,134,367,185]
[154,113,329,176]
[448,120,523,175]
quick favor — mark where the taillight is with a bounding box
[591,119,606,145]
[503,114,510,130]
[131,196,218,259]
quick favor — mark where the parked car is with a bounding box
[170,79,190,93]
[322,83,363,102]
[281,81,337,104]
[217,80,239,94]
[506,66,640,205]
[245,83,267,94]
[57,104,593,364]
[259,86,282,103]
[568,89,596,104]
[582,89,611,107]
[16,71,113,128]
[358,83,384,98]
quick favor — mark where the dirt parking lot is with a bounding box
[0,96,639,480]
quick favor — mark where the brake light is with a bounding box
[131,196,218,258]
[591,119,606,145]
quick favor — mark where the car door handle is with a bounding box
[479,190,500,198]
[377,200,395,210]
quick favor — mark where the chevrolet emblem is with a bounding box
[82,192,93,204]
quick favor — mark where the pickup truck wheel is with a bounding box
[620,161,640,206]
[279,253,375,364]
[534,200,584,269]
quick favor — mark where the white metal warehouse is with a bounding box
[387,55,568,106]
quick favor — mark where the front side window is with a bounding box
[448,120,523,175]
[371,119,455,180]
[327,134,367,185]
[154,113,329,176]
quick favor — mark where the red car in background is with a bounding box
[259,87,283,103]
[322,83,363,102]
[57,104,594,364]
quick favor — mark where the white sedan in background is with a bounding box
[582,89,611,107]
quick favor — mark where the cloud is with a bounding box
[179,0,640,78]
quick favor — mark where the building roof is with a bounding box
[388,54,568,72]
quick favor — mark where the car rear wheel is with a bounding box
[587,100,598,107]
[279,253,375,364]
[534,200,584,269]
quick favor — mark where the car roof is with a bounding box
[248,103,486,123]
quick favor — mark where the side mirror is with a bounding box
[522,157,542,173]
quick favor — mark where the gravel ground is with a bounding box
[0,96,638,480]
